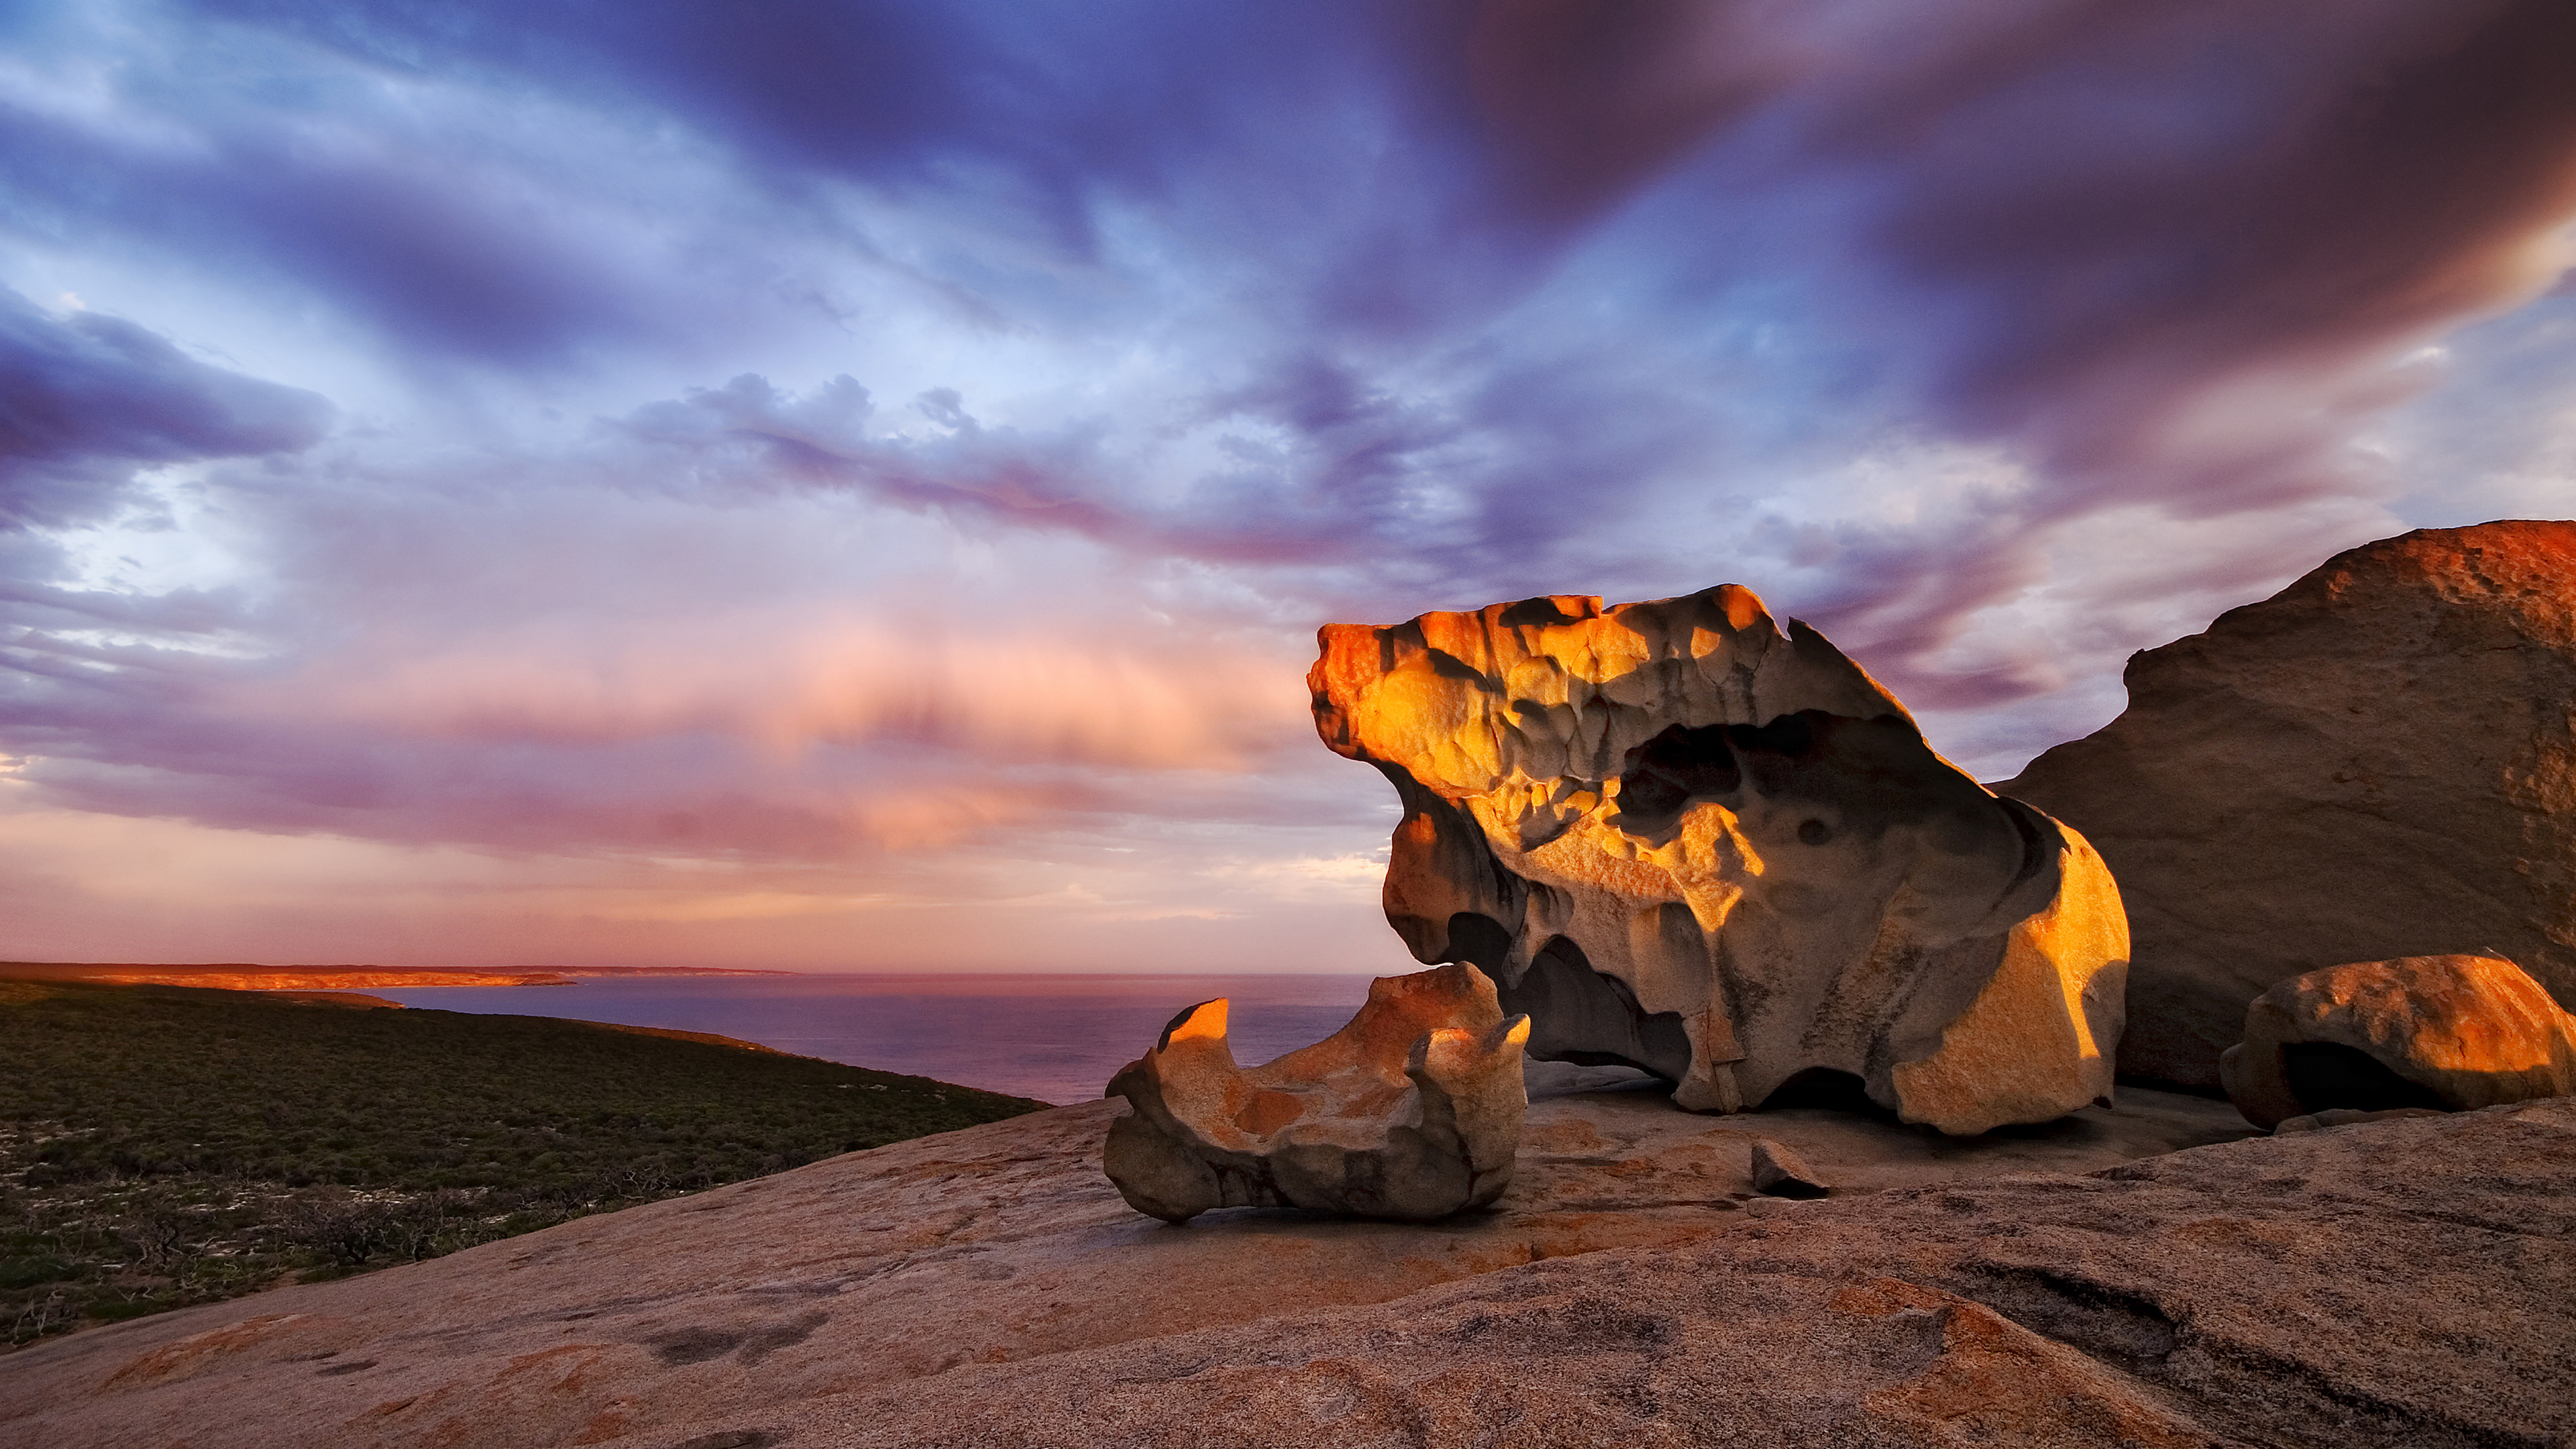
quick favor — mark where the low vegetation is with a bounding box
[0,978,1043,1348]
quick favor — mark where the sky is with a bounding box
[4,0,2575,973]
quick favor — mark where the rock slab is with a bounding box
[1310,585,2129,1134]
[2001,521,2576,1087]
[1104,963,1531,1222]
[2220,953,2576,1129]
[6,1091,2558,1449]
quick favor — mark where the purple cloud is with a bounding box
[1,0,2573,971]
[0,288,331,532]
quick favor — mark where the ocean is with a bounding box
[370,973,1378,1106]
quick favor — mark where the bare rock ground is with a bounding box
[7,1082,2567,1449]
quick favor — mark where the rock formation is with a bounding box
[2220,954,2576,1130]
[1104,962,1531,1222]
[1309,585,2128,1134]
[2000,521,2576,1087]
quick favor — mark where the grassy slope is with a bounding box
[0,978,1046,1348]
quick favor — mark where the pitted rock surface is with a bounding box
[2002,521,2576,1087]
[1309,584,2129,1134]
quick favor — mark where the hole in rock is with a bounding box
[1480,928,1693,1083]
[1615,724,1741,828]
[2282,1042,2449,1116]
[1727,713,1821,760]
[1441,912,1517,978]
[1758,1068,1880,1114]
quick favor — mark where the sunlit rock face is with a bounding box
[2220,954,2576,1130]
[1310,586,2128,1136]
[1104,963,1532,1223]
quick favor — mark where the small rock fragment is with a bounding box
[1750,1138,1829,1199]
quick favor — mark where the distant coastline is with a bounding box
[0,962,795,991]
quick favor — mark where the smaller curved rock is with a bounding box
[2219,954,2576,1130]
[1104,963,1532,1224]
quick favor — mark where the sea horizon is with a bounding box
[370,971,1381,1106]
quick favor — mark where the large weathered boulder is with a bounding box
[1309,586,2129,1135]
[2000,521,2576,1087]
[1104,962,1531,1222]
[2220,953,2576,1129]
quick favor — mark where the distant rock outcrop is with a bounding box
[2220,954,2576,1129]
[2000,521,2576,1087]
[1103,963,1530,1222]
[1309,586,2128,1134]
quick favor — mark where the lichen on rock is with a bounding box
[1103,962,1531,1223]
[1309,585,2129,1135]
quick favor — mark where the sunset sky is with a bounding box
[5,1,2575,973]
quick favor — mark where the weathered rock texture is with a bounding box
[11,1087,2569,1449]
[2220,954,2576,1129]
[2001,521,2576,1087]
[1310,586,2129,1134]
[1104,963,1531,1222]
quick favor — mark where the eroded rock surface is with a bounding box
[2002,521,2576,1087]
[2220,954,2576,1129]
[10,1090,2560,1449]
[1104,963,1530,1222]
[1309,585,2128,1134]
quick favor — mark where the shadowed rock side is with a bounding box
[1105,963,1532,1222]
[1310,586,2128,1134]
[2002,521,2576,1088]
[2220,954,2576,1130]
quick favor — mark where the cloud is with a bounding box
[5,0,2576,967]
[0,287,331,533]
[1434,0,2576,722]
